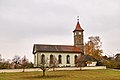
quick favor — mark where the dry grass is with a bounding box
[0,69,120,80]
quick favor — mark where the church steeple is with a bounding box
[73,16,84,32]
[73,16,84,53]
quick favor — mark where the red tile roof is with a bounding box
[73,21,84,32]
[33,44,81,54]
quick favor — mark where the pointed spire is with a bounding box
[73,16,84,32]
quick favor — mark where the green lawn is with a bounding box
[0,69,120,80]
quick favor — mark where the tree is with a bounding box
[50,55,58,71]
[0,55,33,69]
[39,57,49,77]
[26,62,34,68]
[39,55,58,77]
[12,55,21,69]
[115,54,120,61]
[88,36,102,49]
[76,54,85,70]
[101,55,119,68]
[21,56,29,72]
[84,36,103,60]
[0,61,11,69]
[115,54,120,69]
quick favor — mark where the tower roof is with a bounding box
[73,16,84,32]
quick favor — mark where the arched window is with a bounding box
[50,54,53,64]
[58,55,62,64]
[41,54,45,64]
[74,55,77,64]
[66,55,70,64]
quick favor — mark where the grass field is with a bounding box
[0,69,120,80]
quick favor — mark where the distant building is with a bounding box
[33,17,84,67]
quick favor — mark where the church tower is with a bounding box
[73,16,84,53]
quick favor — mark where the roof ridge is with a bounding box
[34,44,74,46]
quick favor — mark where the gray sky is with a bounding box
[0,0,120,62]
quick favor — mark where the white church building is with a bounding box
[33,18,85,67]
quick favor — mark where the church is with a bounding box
[33,18,84,67]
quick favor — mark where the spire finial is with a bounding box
[77,16,79,22]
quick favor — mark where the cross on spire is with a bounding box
[77,16,79,22]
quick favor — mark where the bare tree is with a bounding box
[50,55,58,71]
[88,36,102,49]
[76,54,85,70]
[39,57,49,77]
[12,55,20,69]
[39,55,58,77]
[21,55,29,72]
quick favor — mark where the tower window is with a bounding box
[78,32,81,35]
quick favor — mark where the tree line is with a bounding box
[0,55,33,71]
[84,36,120,69]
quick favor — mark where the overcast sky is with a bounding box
[0,0,120,62]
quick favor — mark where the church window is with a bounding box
[58,55,62,64]
[50,54,53,64]
[41,54,45,64]
[74,55,77,64]
[67,55,70,64]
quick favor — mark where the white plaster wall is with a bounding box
[35,52,80,67]
[34,53,38,67]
